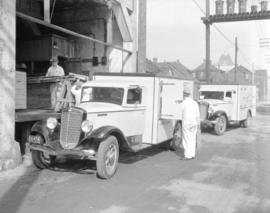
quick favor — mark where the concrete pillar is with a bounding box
[0,0,22,171]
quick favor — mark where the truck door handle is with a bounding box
[161,114,174,117]
[98,113,108,117]
[175,100,182,104]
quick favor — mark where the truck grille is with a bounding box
[199,102,209,120]
[60,107,85,149]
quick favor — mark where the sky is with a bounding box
[146,0,270,71]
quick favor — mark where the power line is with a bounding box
[191,0,205,14]
[192,0,253,67]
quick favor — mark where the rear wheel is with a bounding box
[96,136,119,179]
[214,115,227,135]
[242,111,251,128]
[31,150,55,169]
[167,121,182,151]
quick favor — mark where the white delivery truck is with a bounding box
[199,84,256,135]
[28,73,194,179]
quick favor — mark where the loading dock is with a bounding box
[0,0,147,170]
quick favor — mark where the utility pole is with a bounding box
[205,0,210,83]
[234,37,238,83]
[138,0,147,73]
[252,63,255,85]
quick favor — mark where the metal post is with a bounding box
[234,37,238,83]
[44,0,50,23]
[138,0,147,73]
[205,0,210,83]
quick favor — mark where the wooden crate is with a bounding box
[27,82,51,109]
[17,34,75,62]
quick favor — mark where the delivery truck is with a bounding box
[28,72,194,179]
[199,84,256,135]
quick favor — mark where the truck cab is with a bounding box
[199,84,256,135]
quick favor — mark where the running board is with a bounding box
[129,143,152,152]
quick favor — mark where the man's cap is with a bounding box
[183,86,191,95]
[50,56,58,62]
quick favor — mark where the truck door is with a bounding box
[159,79,190,120]
[224,90,236,120]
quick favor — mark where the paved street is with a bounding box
[1,112,270,213]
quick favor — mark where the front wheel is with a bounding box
[242,111,251,128]
[31,150,55,169]
[96,136,119,179]
[214,115,227,135]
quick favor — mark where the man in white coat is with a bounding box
[46,56,65,109]
[181,88,200,160]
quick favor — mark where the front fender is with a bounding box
[209,110,227,120]
[31,120,60,142]
[78,126,129,151]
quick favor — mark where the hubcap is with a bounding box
[105,144,117,173]
[41,152,51,164]
[219,117,225,131]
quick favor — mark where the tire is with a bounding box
[167,121,182,151]
[31,150,56,169]
[242,111,251,128]
[214,115,227,135]
[96,136,119,179]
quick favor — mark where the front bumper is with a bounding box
[30,143,96,160]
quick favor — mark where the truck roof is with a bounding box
[200,82,255,86]
[93,72,192,81]
[83,80,141,88]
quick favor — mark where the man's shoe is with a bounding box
[179,157,193,160]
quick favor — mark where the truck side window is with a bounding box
[127,88,141,104]
[226,91,232,98]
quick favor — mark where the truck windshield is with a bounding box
[81,87,124,105]
[200,91,224,100]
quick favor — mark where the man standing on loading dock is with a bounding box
[180,88,200,160]
[46,56,65,109]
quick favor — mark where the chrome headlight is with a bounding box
[46,117,57,130]
[81,120,93,133]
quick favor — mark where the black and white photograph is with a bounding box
[0,0,270,212]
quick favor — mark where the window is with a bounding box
[225,91,232,98]
[127,88,142,104]
[81,87,124,105]
[199,72,204,79]
[200,91,224,100]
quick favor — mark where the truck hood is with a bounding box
[202,99,226,105]
[77,102,123,113]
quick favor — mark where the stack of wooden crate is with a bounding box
[27,82,51,109]
[15,71,27,109]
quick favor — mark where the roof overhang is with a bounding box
[111,1,133,42]
[16,12,132,54]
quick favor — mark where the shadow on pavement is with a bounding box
[39,146,170,174]
[51,158,96,175]
[119,144,169,164]
[0,167,41,213]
